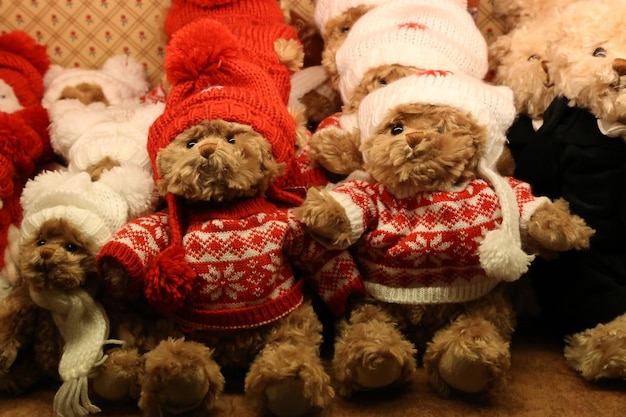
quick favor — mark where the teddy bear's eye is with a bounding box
[528,54,541,61]
[391,123,404,136]
[341,26,350,33]
[65,243,78,252]
[378,78,387,86]
[186,139,198,149]
[37,238,46,246]
[226,135,236,144]
[593,47,607,57]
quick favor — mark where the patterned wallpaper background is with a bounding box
[0,0,507,88]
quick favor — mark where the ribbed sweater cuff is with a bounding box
[97,241,147,295]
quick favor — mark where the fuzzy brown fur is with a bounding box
[156,119,285,203]
[274,38,305,73]
[295,103,594,399]
[319,5,375,91]
[59,82,109,106]
[492,0,578,33]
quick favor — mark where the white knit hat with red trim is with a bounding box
[313,0,388,34]
[357,69,533,282]
[335,0,487,103]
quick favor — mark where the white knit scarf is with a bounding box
[29,287,111,417]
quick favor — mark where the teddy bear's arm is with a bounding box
[0,283,39,372]
[97,212,171,296]
[285,211,366,317]
[526,198,594,254]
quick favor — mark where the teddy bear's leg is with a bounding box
[564,312,626,380]
[332,302,417,397]
[423,286,515,397]
[138,338,224,417]
[91,346,143,402]
[244,300,334,417]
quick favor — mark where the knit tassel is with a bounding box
[145,245,195,312]
[53,376,100,417]
[478,161,534,282]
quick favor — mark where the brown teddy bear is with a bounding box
[308,0,490,178]
[295,70,594,398]
[95,19,363,417]
[502,0,626,381]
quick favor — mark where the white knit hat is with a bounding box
[335,0,487,103]
[313,0,388,34]
[20,170,129,248]
[357,69,533,282]
[42,55,149,108]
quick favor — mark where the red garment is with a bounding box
[97,196,364,330]
[326,177,547,304]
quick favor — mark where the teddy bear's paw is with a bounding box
[424,319,510,396]
[246,342,334,417]
[99,259,130,296]
[91,347,142,402]
[139,339,224,417]
[527,199,595,252]
[565,314,626,380]
[333,319,417,397]
[294,188,353,249]
[274,38,304,72]
[265,378,313,417]
[0,343,19,373]
[308,129,363,175]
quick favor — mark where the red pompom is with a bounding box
[165,18,242,85]
[144,245,196,312]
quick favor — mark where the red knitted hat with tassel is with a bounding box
[144,18,300,311]
[0,30,50,108]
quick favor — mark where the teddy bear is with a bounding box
[498,0,626,381]
[0,160,160,417]
[94,18,364,417]
[491,0,580,33]
[308,0,490,178]
[0,30,55,299]
[487,13,561,180]
[295,69,594,398]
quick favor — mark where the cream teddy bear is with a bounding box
[504,0,626,381]
[296,70,593,398]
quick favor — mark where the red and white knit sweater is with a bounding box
[98,196,363,330]
[326,176,548,305]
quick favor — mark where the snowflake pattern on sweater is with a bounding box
[98,197,363,330]
[327,176,547,305]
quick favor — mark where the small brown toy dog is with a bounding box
[295,70,593,399]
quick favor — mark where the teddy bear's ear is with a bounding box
[102,55,149,97]
[487,34,513,72]
[42,64,66,91]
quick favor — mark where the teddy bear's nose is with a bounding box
[405,132,422,148]
[612,58,626,77]
[39,247,55,260]
[198,141,217,158]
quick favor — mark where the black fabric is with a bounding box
[506,97,626,336]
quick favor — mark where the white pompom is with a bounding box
[479,228,534,282]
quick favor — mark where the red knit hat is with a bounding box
[0,30,50,108]
[144,18,300,311]
[165,0,286,41]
